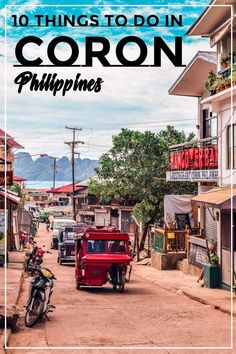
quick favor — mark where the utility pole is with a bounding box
[65,126,84,220]
[52,157,58,189]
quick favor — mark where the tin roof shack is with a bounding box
[185,1,236,289]
[0,129,24,250]
[73,179,135,234]
[47,183,82,207]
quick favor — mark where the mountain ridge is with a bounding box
[14,152,99,181]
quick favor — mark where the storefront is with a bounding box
[192,187,236,288]
[0,189,20,251]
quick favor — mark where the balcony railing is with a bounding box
[204,63,236,97]
[152,226,201,253]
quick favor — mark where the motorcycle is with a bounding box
[23,244,52,278]
[34,248,52,266]
[25,265,56,327]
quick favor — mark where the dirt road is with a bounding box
[7,223,232,353]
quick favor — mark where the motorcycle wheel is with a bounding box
[25,298,44,327]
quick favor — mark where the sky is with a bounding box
[0,0,213,160]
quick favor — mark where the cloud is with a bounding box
[0,1,212,160]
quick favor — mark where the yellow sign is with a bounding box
[167,232,175,239]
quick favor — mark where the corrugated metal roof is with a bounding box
[192,186,236,209]
[0,129,24,149]
[47,183,83,194]
[13,176,27,182]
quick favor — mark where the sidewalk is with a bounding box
[0,251,24,350]
[133,261,235,316]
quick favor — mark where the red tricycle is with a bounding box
[75,230,132,293]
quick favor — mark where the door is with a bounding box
[121,211,133,233]
[221,212,236,286]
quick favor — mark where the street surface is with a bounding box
[7,223,232,353]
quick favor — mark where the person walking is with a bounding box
[19,230,28,252]
[46,218,50,232]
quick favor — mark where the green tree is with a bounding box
[9,183,22,197]
[88,126,197,250]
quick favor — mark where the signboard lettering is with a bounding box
[166,169,218,182]
[170,146,218,171]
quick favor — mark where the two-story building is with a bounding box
[74,179,135,233]
[167,1,236,289]
[0,129,23,250]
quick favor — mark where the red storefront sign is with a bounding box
[0,171,13,186]
[170,146,218,171]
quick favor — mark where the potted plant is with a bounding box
[220,54,231,69]
[204,70,216,95]
[211,76,224,93]
[223,77,231,90]
[204,239,221,288]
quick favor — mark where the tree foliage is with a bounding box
[88,126,197,228]
[9,183,22,197]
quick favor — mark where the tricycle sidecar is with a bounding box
[75,230,132,292]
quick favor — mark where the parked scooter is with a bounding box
[25,265,56,327]
[23,242,52,277]
[34,248,52,266]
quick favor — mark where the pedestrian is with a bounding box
[19,230,28,252]
[46,218,50,232]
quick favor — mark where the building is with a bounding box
[25,188,50,206]
[47,183,82,206]
[74,179,135,233]
[13,176,27,189]
[167,1,236,289]
[0,129,23,250]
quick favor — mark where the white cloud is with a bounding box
[0,4,212,160]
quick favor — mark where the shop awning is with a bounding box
[0,189,20,204]
[192,187,236,209]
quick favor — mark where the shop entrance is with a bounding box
[221,211,236,286]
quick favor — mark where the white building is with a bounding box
[167,1,236,289]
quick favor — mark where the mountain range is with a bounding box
[14,152,99,181]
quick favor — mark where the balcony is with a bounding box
[0,149,14,165]
[166,137,218,182]
[202,63,236,104]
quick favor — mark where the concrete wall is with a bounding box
[151,250,186,270]
[182,259,202,277]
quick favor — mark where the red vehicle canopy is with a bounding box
[82,231,129,241]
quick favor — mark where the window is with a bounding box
[227,124,236,169]
[86,240,106,253]
[108,240,126,254]
[203,109,217,139]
